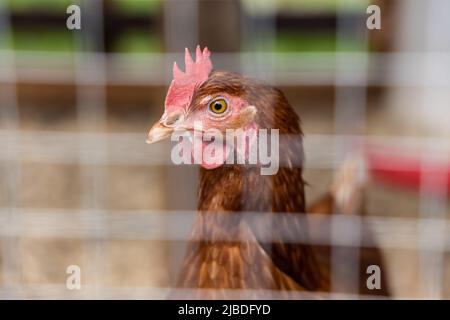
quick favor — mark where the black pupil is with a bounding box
[214,102,222,111]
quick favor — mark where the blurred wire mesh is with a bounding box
[0,0,449,299]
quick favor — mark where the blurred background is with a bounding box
[0,0,449,299]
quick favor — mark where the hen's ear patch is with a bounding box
[165,46,213,112]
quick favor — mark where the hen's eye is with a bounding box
[208,98,228,115]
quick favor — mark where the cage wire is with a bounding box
[0,0,449,299]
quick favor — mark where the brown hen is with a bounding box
[147,47,389,299]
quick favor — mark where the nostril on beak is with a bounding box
[163,113,183,127]
[146,123,174,144]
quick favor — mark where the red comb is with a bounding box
[165,46,213,112]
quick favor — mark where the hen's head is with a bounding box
[147,46,299,169]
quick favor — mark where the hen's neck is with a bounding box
[198,163,305,214]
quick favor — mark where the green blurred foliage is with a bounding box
[112,0,161,15]
[6,0,161,52]
[12,29,74,51]
[274,31,365,52]
[114,30,161,53]
[9,0,161,13]
[242,0,367,14]
[5,0,367,53]
[8,0,73,12]
[277,0,367,12]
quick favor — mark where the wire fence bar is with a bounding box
[73,0,108,299]
[0,209,448,252]
[0,3,23,299]
[415,0,450,298]
[0,130,448,170]
[331,0,370,294]
[2,51,450,87]
[417,144,449,298]
[0,284,400,300]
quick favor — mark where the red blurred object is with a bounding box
[366,145,450,195]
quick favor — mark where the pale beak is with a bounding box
[147,110,187,144]
[146,122,174,144]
